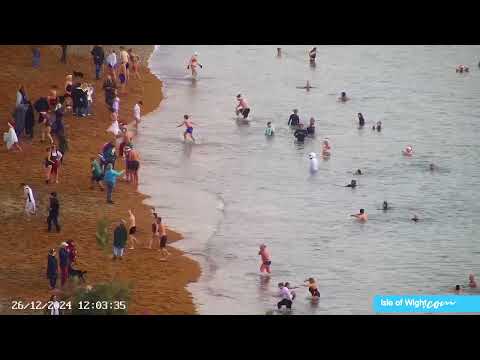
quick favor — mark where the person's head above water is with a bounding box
[355,169,362,175]
[429,163,435,170]
[455,285,461,291]
[358,113,363,118]
[383,201,388,209]
[237,94,242,99]
[184,114,189,120]
[309,117,315,125]
[293,109,298,114]
[350,180,357,186]
[359,208,365,214]
[278,282,284,288]
[267,121,271,127]
[341,92,346,97]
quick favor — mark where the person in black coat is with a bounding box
[72,83,88,117]
[91,45,105,80]
[102,76,117,108]
[58,242,70,286]
[24,101,35,138]
[47,249,58,289]
[47,192,60,232]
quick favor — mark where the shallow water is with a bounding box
[138,45,480,314]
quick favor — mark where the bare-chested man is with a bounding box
[128,209,138,249]
[177,114,198,142]
[128,148,141,186]
[157,217,170,260]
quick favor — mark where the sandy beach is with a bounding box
[0,45,200,315]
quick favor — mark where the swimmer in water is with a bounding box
[187,52,203,77]
[345,179,357,188]
[322,138,331,156]
[338,92,350,102]
[304,277,320,298]
[294,123,308,142]
[468,274,477,288]
[354,169,362,175]
[177,114,198,142]
[382,201,389,210]
[351,208,368,222]
[288,109,300,127]
[306,117,315,135]
[258,244,271,274]
[235,94,250,119]
[403,145,413,156]
[265,121,275,136]
[411,215,419,222]
[429,163,436,171]
[376,121,382,132]
[358,113,365,128]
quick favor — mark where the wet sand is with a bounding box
[0,45,200,314]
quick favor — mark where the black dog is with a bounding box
[73,71,84,78]
[68,267,87,283]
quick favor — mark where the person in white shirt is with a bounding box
[21,183,36,216]
[106,50,118,79]
[277,282,293,310]
[133,100,143,128]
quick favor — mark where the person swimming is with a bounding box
[306,117,315,135]
[358,113,365,128]
[305,277,320,298]
[235,94,250,119]
[468,274,477,288]
[338,92,350,102]
[354,169,362,175]
[345,180,357,188]
[382,201,389,210]
[376,121,382,132]
[429,163,436,171]
[351,208,368,222]
[288,109,300,127]
[322,138,331,156]
[177,114,197,142]
[411,215,419,222]
[265,121,275,136]
[402,145,413,156]
[294,123,308,142]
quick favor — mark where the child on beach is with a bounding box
[258,244,271,274]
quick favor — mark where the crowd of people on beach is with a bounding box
[1,45,171,312]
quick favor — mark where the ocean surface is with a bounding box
[138,45,480,314]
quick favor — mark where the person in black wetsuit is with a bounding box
[358,113,365,127]
[294,124,308,142]
[309,47,317,62]
[345,180,357,188]
[306,117,315,135]
[288,109,300,127]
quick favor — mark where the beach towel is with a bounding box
[3,126,19,150]
[24,185,36,215]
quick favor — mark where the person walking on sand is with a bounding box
[66,240,77,266]
[90,156,105,190]
[133,100,143,128]
[58,242,70,286]
[102,75,117,108]
[91,45,105,80]
[113,220,128,260]
[156,217,170,260]
[46,249,58,290]
[21,183,36,216]
[104,163,124,204]
[120,46,130,82]
[47,192,60,233]
[149,212,159,249]
[128,210,138,250]
[258,244,271,274]
[128,147,141,186]
[128,49,141,80]
[3,122,22,151]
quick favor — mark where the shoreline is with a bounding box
[0,45,201,314]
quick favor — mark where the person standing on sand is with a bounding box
[47,192,60,233]
[128,210,138,250]
[90,156,105,190]
[4,122,22,151]
[104,163,124,204]
[66,240,77,265]
[46,144,63,184]
[60,45,68,64]
[46,249,58,289]
[91,45,105,80]
[119,46,130,82]
[106,50,118,79]
[157,217,170,259]
[102,75,117,109]
[58,242,70,287]
[113,220,128,260]
[133,100,143,128]
[128,49,141,80]
[24,101,35,139]
[112,94,120,115]
[21,183,36,216]
[149,213,159,249]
